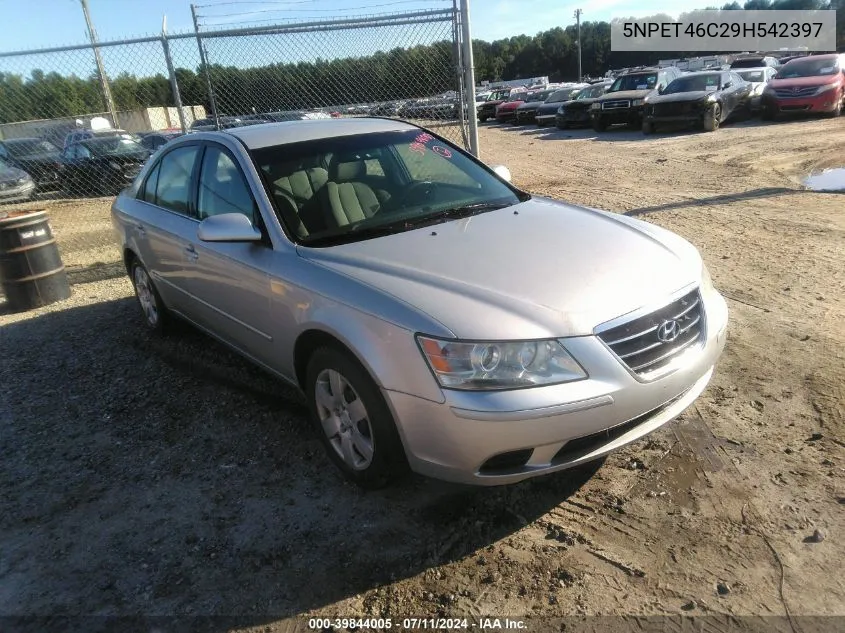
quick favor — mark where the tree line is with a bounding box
[0,1,842,125]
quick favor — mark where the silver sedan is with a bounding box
[111,118,728,488]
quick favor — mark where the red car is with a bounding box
[495,93,527,123]
[761,53,845,119]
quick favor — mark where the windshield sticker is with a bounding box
[432,145,452,158]
[636,84,648,90]
[408,132,435,155]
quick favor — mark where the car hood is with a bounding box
[648,92,710,104]
[517,102,544,111]
[770,75,841,88]
[297,198,702,339]
[537,102,565,114]
[598,89,653,101]
[15,151,61,163]
[561,98,596,110]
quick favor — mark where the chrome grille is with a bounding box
[597,289,704,377]
[602,99,631,110]
[774,87,818,98]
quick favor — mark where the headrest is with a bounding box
[335,160,365,181]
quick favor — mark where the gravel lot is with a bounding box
[1,117,844,629]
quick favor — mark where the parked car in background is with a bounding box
[760,53,845,119]
[734,67,778,112]
[190,116,250,132]
[591,66,683,131]
[0,137,62,191]
[59,136,151,195]
[370,101,406,116]
[496,93,528,123]
[730,55,779,69]
[260,110,333,122]
[642,71,752,133]
[478,88,511,122]
[139,130,184,152]
[112,117,728,489]
[400,98,457,120]
[514,88,558,125]
[63,127,137,150]
[0,158,35,203]
[534,85,588,126]
[556,81,612,128]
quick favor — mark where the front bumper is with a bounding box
[763,92,840,114]
[0,181,35,203]
[496,110,517,122]
[592,106,644,125]
[515,111,537,124]
[384,287,729,486]
[536,114,556,125]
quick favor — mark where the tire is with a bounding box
[761,105,774,121]
[130,259,170,334]
[592,117,607,132]
[305,346,410,489]
[703,103,721,132]
[642,120,654,135]
[479,115,488,123]
[827,96,842,118]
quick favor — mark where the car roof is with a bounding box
[677,70,725,77]
[225,118,418,149]
[784,52,839,62]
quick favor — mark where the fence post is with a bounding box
[80,0,120,128]
[459,0,479,158]
[161,21,188,134]
[190,3,221,130]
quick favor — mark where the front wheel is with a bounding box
[703,103,721,132]
[306,347,409,489]
[761,104,775,121]
[479,115,488,123]
[642,120,655,135]
[827,96,842,118]
[592,117,607,132]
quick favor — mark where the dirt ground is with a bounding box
[1,116,844,630]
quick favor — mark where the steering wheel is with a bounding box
[394,180,435,209]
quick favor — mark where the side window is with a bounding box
[141,161,161,204]
[156,145,200,215]
[196,146,256,221]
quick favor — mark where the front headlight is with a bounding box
[631,99,644,106]
[417,336,587,391]
[590,102,601,110]
[815,83,838,94]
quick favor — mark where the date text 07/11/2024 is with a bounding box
[307,618,527,630]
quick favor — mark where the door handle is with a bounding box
[184,244,199,262]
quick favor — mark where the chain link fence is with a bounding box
[0,6,473,207]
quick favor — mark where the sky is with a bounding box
[0,0,719,52]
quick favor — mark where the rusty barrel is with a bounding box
[0,208,71,312]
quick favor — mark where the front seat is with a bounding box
[315,158,382,228]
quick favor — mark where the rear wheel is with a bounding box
[306,347,409,489]
[703,103,721,132]
[130,259,170,334]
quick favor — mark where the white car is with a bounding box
[734,67,778,111]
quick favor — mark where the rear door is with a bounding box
[130,143,202,314]
[179,142,277,364]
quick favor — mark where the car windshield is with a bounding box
[252,129,528,247]
[610,73,657,92]
[776,58,840,78]
[737,69,766,82]
[84,137,145,156]
[547,88,576,102]
[525,91,552,102]
[731,59,765,68]
[663,74,722,94]
[508,93,526,102]
[6,139,59,157]
[577,84,606,99]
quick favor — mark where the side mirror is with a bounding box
[490,164,512,183]
[723,81,733,88]
[197,213,262,242]
[657,86,665,95]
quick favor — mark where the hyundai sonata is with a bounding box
[111,118,728,488]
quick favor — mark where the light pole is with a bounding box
[574,9,582,82]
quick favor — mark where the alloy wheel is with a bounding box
[133,265,158,327]
[314,368,375,470]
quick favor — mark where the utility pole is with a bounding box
[574,9,583,82]
[162,15,188,134]
[191,3,221,131]
[80,0,119,128]
[459,0,479,158]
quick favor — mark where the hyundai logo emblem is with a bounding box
[656,319,681,342]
